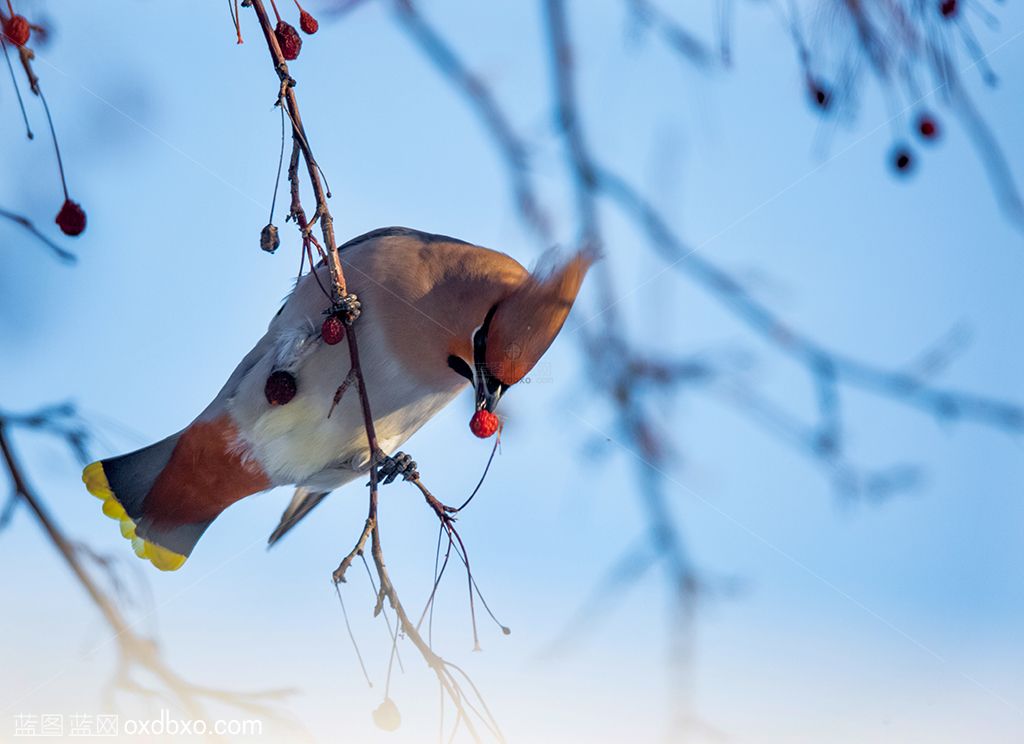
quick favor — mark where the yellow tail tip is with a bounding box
[83,461,187,572]
[82,461,112,500]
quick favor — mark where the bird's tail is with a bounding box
[83,435,198,571]
[82,416,270,571]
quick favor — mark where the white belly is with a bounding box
[226,309,465,487]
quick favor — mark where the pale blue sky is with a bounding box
[1,2,1022,742]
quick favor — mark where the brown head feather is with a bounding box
[485,251,592,386]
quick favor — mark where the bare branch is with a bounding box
[0,205,75,263]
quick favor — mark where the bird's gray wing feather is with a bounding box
[267,486,332,546]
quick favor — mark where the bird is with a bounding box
[82,227,592,571]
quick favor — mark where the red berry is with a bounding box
[299,10,318,35]
[917,114,939,140]
[940,0,957,18]
[469,410,500,438]
[55,199,86,236]
[321,314,345,345]
[265,370,297,406]
[275,20,302,60]
[2,14,30,47]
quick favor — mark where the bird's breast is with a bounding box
[227,309,465,486]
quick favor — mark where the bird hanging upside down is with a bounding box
[83,227,592,571]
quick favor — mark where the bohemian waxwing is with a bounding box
[83,227,592,571]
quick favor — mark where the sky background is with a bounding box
[1,1,1023,742]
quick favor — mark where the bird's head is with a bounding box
[448,250,593,414]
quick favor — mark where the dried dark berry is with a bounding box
[265,370,297,406]
[809,81,831,110]
[260,223,280,253]
[892,147,913,174]
[55,199,86,236]
[321,314,345,345]
[299,10,318,35]
[275,20,302,60]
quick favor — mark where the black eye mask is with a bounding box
[447,305,505,403]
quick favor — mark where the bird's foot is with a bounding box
[371,450,419,485]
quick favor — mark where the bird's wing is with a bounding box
[267,486,331,546]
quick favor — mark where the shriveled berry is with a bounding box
[321,314,345,345]
[2,14,30,47]
[275,20,302,60]
[372,697,401,732]
[469,410,500,438]
[917,113,939,140]
[892,147,913,174]
[265,370,297,406]
[260,223,280,253]
[55,199,86,236]
[809,81,831,111]
[940,0,957,18]
[299,10,318,35]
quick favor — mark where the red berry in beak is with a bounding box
[469,410,500,438]
[265,370,297,406]
[275,20,302,60]
[299,10,318,34]
[2,14,30,47]
[321,314,345,345]
[55,199,87,236]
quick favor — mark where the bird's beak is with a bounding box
[475,377,504,413]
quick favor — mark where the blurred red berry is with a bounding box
[275,20,302,60]
[265,370,297,406]
[940,0,957,18]
[469,410,500,438]
[55,199,86,236]
[299,10,318,34]
[917,114,939,140]
[321,315,345,345]
[3,14,30,47]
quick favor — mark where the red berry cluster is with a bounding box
[267,0,318,61]
[4,3,88,238]
[469,410,500,439]
[890,111,942,177]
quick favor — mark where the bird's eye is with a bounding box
[447,355,474,382]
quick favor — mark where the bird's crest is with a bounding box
[484,249,593,386]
